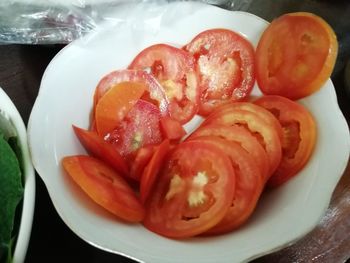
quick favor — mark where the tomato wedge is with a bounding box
[160,116,187,141]
[143,141,235,238]
[62,155,144,222]
[72,125,129,175]
[189,136,263,234]
[254,95,317,187]
[184,29,255,116]
[129,44,200,124]
[203,108,282,176]
[95,81,145,136]
[187,124,269,182]
[93,69,169,116]
[140,139,170,204]
[105,99,163,158]
[129,145,155,181]
[256,12,338,99]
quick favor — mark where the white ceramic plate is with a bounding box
[27,2,350,263]
[0,88,36,263]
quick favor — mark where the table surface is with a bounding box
[0,1,349,262]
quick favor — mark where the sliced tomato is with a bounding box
[209,102,283,142]
[104,99,163,158]
[93,69,169,116]
[129,44,200,124]
[184,29,255,116]
[62,155,144,222]
[95,81,146,136]
[140,139,170,204]
[72,125,129,175]
[129,145,155,181]
[143,140,235,238]
[189,136,263,234]
[254,95,317,187]
[160,116,187,141]
[187,124,269,182]
[256,12,338,99]
[203,108,282,176]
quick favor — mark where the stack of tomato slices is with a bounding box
[62,11,338,239]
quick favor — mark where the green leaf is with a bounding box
[0,135,23,262]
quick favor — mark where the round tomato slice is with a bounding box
[140,139,170,204]
[62,155,145,222]
[105,99,163,158]
[187,124,269,182]
[189,136,263,234]
[254,95,317,187]
[143,141,235,238]
[203,108,282,176]
[72,125,129,176]
[184,28,255,116]
[209,102,283,142]
[129,44,200,124]
[256,12,338,100]
[93,69,169,116]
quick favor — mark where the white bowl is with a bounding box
[0,88,36,263]
[27,2,350,263]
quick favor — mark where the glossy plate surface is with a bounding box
[27,2,350,263]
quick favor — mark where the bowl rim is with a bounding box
[0,88,36,263]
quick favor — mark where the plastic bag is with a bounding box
[0,0,233,44]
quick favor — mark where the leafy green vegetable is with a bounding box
[0,131,23,263]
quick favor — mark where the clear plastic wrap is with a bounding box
[0,0,233,44]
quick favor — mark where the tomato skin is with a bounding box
[129,44,200,124]
[93,69,169,116]
[95,81,146,136]
[254,95,317,187]
[187,124,269,182]
[143,141,235,238]
[184,28,255,116]
[72,125,129,176]
[256,12,338,99]
[159,116,187,141]
[62,155,145,222]
[203,108,282,176]
[189,136,263,234]
[140,139,170,204]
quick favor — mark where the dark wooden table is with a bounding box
[0,1,349,262]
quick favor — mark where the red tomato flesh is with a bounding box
[189,136,263,234]
[184,29,255,116]
[104,99,163,158]
[187,124,269,182]
[143,141,235,238]
[62,155,145,222]
[129,44,200,124]
[254,95,317,187]
[140,139,170,204]
[160,116,187,141]
[93,69,169,116]
[203,108,282,176]
[256,12,338,99]
[129,145,155,181]
[72,125,129,176]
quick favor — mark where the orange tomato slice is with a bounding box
[95,81,145,136]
